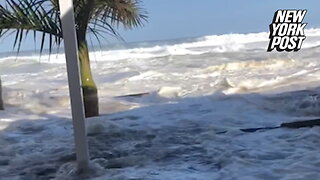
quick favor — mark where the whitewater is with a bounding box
[1,29,320,180]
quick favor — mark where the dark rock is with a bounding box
[281,119,320,128]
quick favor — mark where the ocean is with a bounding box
[2,29,320,96]
[1,29,320,179]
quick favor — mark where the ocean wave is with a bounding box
[1,28,320,64]
[204,59,298,72]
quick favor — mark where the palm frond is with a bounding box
[88,0,148,42]
[92,0,147,27]
[0,0,148,54]
[0,0,62,54]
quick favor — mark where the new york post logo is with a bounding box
[267,10,307,52]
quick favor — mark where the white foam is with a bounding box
[2,28,320,64]
[1,29,320,179]
[157,86,183,98]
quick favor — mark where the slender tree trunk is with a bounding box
[0,77,3,110]
[78,40,99,117]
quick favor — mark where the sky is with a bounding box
[1,0,320,53]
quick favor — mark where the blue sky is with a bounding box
[1,0,320,53]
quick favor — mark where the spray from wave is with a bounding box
[1,28,320,64]
[1,29,320,99]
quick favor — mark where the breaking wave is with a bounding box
[1,28,320,64]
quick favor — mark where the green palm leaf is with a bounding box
[0,0,147,53]
[0,0,62,54]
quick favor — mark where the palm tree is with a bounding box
[0,0,147,117]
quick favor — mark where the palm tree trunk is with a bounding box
[78,40,99,117]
